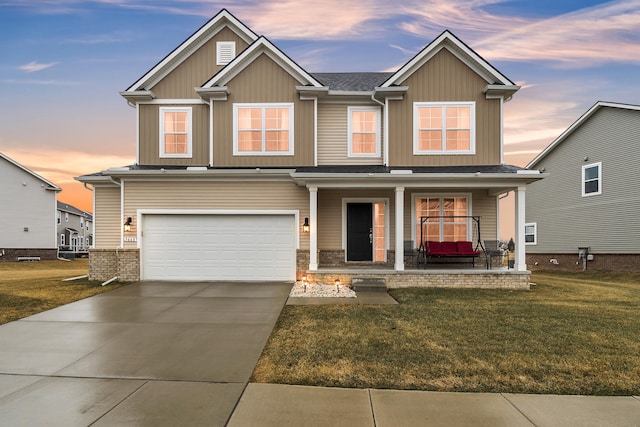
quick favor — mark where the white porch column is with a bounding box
[309,186,318,271]
[515,185,527,271]
[395,186,405,271]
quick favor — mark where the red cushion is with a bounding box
[426,241,444,255]
[440,241,458,255]
[456,241,479,255]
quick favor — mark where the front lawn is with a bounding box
[253,271,640,395]
[0,259,127,324]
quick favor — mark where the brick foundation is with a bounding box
[89,249,140,282]
[305,270,530,290]
[527,253,640,272]
[0,248,58,261]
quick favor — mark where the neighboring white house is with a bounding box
[0,152,61,260]
[525,101,640,272]
[57,201,93,257]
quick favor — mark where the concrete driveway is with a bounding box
[0,281,292,426]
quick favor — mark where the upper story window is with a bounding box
[216,41,236,66]
[414,102,475,155]
[582,162,601,197]
[57,211,61,224]
[80,217,84,228]
[525,223,537,245]
[160,107,192,158]
[65,213,69,222]
[348,106,381,157]
[233,103,294,156]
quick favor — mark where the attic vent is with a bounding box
[217,41,236,66]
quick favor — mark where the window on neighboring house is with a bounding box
[525,223,537,245]
[60,234,65,246]
[414,102,475,155]
[582,162,601,196]
[216,41,236,66]
[414,195,470,243]
[233,104,294,155]
[86,223,90,232]
[80,218,84,228]
[160,107,192,158]
[57,212,61,224]
[65,213,69,222]
[348,106,381,157]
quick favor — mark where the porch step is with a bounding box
[352,277,387,293]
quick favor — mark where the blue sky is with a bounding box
[1,0,639,222]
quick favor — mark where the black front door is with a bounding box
[347,203,373,261]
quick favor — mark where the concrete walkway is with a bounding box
[0,282,639,426]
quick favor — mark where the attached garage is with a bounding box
[141,213,296,281]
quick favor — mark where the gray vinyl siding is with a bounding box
[526,107,640,254]
[317,103,384,165]
[0,158,57,249]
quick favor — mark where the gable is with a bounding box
[151,27,251,99]
[0,153,60,191]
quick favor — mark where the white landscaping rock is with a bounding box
[289,281,356,298]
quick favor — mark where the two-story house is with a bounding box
[78,9,544,287]
[526,102,640,272]
[1,152,61,261]
[57,201,93,256]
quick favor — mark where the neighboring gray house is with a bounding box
[525,102,640,271]
[57,201,93,256]
[0,152,61,260]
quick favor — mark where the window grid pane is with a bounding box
[416,196,469,243]
[351,110,377,155]
[163,111,189,155]
[237,106,290,153]
[417,105,471,152]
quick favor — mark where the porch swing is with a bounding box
[418,215,485,267]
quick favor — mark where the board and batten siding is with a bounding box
[388,48,501,167]
[94,185,121,249]
[212,53,315,167]
[139,104,209,166]
[121,179,310,250]
[317,103,384,165]
[526,107,640,254]
[150,27,250,99]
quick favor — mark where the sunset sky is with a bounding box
[1,0,639,239]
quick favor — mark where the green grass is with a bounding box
[0,259,128,325]
[253,270,640,395]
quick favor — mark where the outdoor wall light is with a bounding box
[302,217,310,233]
[123,217,133,232]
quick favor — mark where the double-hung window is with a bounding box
[233,103,294,155]
[524,223,537,245]
[582,162,601,196]
[348,106,380,157]
[414,102,475,154]
[414,195,470,243]
[160,107,192,158]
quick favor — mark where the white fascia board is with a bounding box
[119,90,155,103]
[125,9,258,92]
[381,30,514,88]
[202,37,324,88]
[527,101,640,169]
[0,152,61,191]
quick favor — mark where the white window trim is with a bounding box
[216,41,236,66]
[524,222,537,245]
[582,161,602,197]
[347,106,381,158]
[60,234,65,246]
[413,102,476,155]
[65,213,69,222]
[411,193,473,244]
[233,103,295,156]
[159,107,193,158]
[57,212,61,224]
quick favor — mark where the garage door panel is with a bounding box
[141,214,295,281]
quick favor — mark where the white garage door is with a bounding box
[141,214,296,281]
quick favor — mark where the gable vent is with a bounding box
[217,41,236,66]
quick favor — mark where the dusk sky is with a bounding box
[1,0,639,238]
